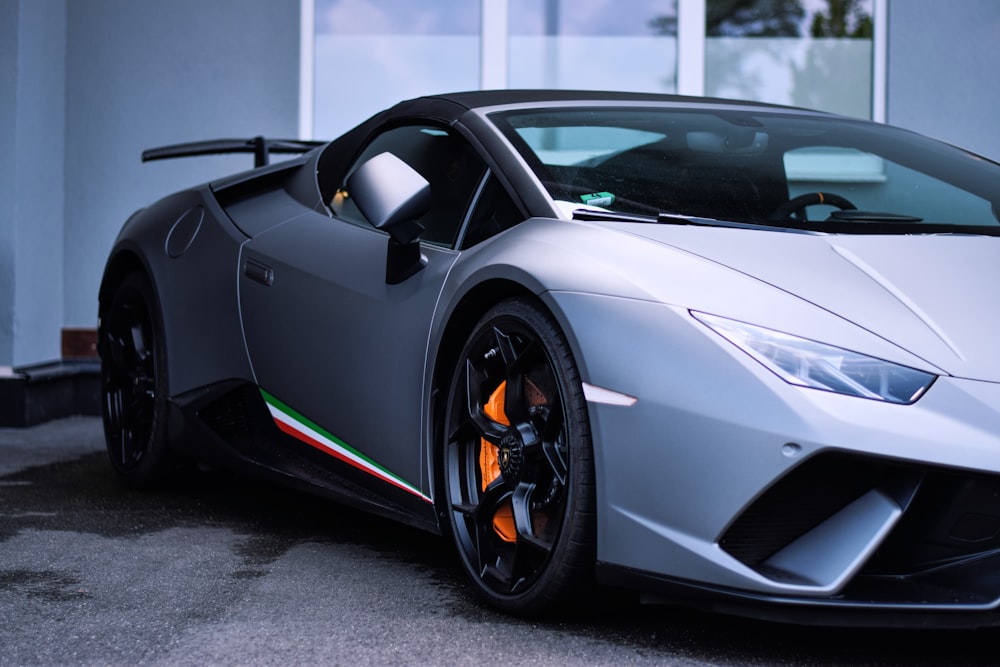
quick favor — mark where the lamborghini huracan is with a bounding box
[98,90,1000,626]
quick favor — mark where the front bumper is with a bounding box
[550,292,1000,625]
[598,446,1000,628]
[598,553,1000,628]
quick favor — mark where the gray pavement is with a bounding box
[2,417,999,666]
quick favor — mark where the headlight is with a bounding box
[693,312,935,404]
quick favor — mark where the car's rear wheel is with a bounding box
[442,297,594,614]
[99,272,172,488]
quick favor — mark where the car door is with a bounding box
[238,124,487,510]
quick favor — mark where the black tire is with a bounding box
[442,297,595,614]
[99,272,172,488]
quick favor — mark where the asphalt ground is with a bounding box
[3,417,1000,666]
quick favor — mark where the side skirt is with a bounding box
[167,380,441,534]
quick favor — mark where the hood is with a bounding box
[621,224,1000,381]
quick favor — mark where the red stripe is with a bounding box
[272,418,424,499]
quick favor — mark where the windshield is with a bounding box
[489,106,1000,234]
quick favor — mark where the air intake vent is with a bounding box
[199,387,254,438]
[721,453,912,567]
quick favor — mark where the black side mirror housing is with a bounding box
[347,152,432,284]
[348,151,430,242]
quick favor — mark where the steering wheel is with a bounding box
[771,192,857,221]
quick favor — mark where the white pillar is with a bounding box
[481,0,509,89]
[677,0,706,96]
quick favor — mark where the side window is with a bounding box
[331,125,487,248]
[460,174,524,249]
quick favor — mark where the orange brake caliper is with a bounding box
[480,382,516,542]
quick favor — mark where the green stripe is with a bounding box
[260,388,407,485]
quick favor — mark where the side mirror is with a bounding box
[348,151,430,242]
[347,152,431,284]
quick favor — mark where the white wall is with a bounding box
[0,1,18,367]
[62,0,301,332]
[0,0,66,368]
[1,0,300,368]
[887,0,1000,161]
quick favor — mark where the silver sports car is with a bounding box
[99,90,1000,626]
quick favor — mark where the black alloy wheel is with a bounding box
[442,297,594,614]
[100,272,171,488]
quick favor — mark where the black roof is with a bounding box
[417,89,804,113]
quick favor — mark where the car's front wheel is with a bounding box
[442,297,595,614]
[99,271,172,488]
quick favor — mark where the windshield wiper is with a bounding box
[659,213,823,233]
[571,209,657,224]
[570,208,733,226]
[571,208,817,233]
[828,210,923,223]
[657,211,733,226]
[570,207,1000,236]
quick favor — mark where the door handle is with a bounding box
[244,258,275,286]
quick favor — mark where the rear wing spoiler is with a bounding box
[141,136,326,168]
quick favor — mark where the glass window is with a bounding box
[508,0,678,93]
[312,0,480,138]
[304,1,883,137]
[461,174,525,248]
[516,125,666,166]
[704,0,875,119]
[491,105,1000,232]
[332,125,488,248]
[785,146,996,225]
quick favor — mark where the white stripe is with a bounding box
[266,403,431,502]
[267,403,373,472]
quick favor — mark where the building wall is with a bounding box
[0,0,66,368]
[0,1,18,367]
[62,0,301,331]
[887,0,1000,160]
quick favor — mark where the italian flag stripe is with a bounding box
[260,389,431,504]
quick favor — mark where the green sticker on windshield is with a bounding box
[580,191,615,207]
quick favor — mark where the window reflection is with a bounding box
[312,0,480,138]
[699,0,874,118]
[315,0,478,34]
[308,0,879,139]
[508,0,678,93]
[705,0,805,37]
